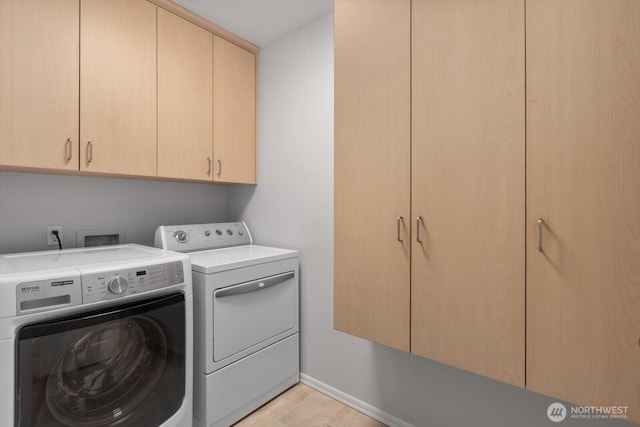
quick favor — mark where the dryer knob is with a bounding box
[108,276,129,294]
[173,230,188,243]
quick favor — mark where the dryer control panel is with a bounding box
[155,222,253,252]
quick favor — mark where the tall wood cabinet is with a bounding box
[334,0,411,352]
[526,0,640,420]
[335,0,524,384]
[411,0,525,387]
[335,0,640,420]
[0,0,79,171]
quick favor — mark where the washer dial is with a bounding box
[108,277,128,294]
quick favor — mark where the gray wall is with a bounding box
[228,13,629,427]
[0,171,228,254]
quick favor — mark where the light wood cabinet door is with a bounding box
[411,0,525,386]
[334,0,411,352]
[527,1,640,421]
[0,0,79,170]
[157,8,213,181]
[213,35,256,184]
[80,0,156,176]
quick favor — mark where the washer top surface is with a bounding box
[188,245,297,274]
[0,244,173,276]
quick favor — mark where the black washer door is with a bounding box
[16,293,185,427]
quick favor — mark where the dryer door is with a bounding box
[213,271,295,362]
[15,293,185,427]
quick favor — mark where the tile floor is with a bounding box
[233,383,387,427]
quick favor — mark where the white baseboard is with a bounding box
[300,373,415,427]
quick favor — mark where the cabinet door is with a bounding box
[158,8,213,181]
[411,0,525,386]
[80,0,156,176]
[0,0,79,170]
[334,0,411,352]
[213,35,256,184]
[527,1,640,420]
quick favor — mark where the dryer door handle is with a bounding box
[215,271,295,298]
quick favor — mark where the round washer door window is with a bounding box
[45,316,167,426]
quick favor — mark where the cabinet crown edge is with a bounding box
[148,0,260,54]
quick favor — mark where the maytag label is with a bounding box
[19,284,41,293]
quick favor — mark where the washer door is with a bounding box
[16,293,185,427]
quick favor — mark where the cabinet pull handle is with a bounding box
[65,138,72,162]
[217,159,222,177]
[207,157,212,175]
[87,141,93,164]
[416,216,422,242]
[537,218,544,252]
[397,216,403,242]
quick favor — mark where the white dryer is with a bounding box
[0,244,193,427]
[155,222,299,427]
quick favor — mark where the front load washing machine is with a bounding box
[0,244,193,427]
[155,222,299,427]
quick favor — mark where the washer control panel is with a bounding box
[155,222,252,252]
[82,261,184,303]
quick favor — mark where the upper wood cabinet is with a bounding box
[157,8,213,181]
[1,0,258,184]
[526,0,640,421]
[213,35,257,184]
[334,0,411,352]
[80,0,157,176]
[411,0,525,387]
[0,0,79,171]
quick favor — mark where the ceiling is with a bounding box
[174,0,334,47]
